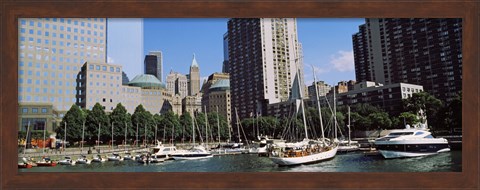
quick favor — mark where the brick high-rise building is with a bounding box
[352,18,462,102]
[227,18,304,121]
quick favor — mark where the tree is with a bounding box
[157,111,180,143]
[110,103,130,145]
[397,112,420,127]
[179,112,193,143]
[443,92,462,133]
[403,91,443,128]
[85,103,110,145]
[131,105,155,145]
[57,104,86,144]
[368,112,392,130]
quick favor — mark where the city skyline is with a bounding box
[107,18,364,86]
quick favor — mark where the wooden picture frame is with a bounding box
[1,0,478,189]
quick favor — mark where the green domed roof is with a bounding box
[128,74,166,88]
[209,79,230,91]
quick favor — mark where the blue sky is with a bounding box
[107,18,365,86]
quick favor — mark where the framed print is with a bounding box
[1,0,478,189]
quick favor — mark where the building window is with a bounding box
[41,108,47,113]
[32,108,38,113]
[22,108,28,113]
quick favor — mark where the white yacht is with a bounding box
[170,145,213,160]
[91,154,107,162]
[375,128,450,159]
[123,152,134,161]
[75,155,91,164]
[337,139,360,152]
[248,138,269,156]
[58,156,76,165]
[268,68,338,166]
[269,139,338,166]
[107,153,124,161]
[151,142,179,160]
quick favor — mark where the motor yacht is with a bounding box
[375,128,450,159]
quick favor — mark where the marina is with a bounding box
[19,150,461,172]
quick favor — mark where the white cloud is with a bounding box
[330,50,354,72]
[107,56,115,63]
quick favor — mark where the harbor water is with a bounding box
[21,150,461,172]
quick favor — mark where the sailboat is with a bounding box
[35,121,57,167]
[338,106,360,152]
[18,121,37,168]
[58,122,76,165]
[268,65,338,166]
[212,107,250,155]
[91,123,107,163]
[170,114,213,160]
[123,122,134,160]
[108,122,124,161]
[76,121,91,164]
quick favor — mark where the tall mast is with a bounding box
[312,65,325,145]
[97,123,100,147]
[81,121,85,153]
[204,106,208,148]
[297,67,308,140]
[43,120,47,155]
[192,115,196,146]
[24,121,30,156]
[216,106,221,145]
[64,121,67,155]
[144,122,147,146]
[136,123,138,147]
[124,121,127,152]
[334,84,337,140]
[235,108,241,143]
[252,111,255,138]
[111,122,114,152]
[348,106,351,144]
[171,123,174,145]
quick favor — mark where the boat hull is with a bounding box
[378,149,450,159]
[107,157,123,161]
[18,163,33,168]
[375,141,450,159]
[91,158,106,162]
[269,146,338,166]
[171,154,213,160]
[75,159,90,164]
[337,145,360,152]
[36,162,57,167]
[58,160,75,165]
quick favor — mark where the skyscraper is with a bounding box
[148,51,163,82]
[18,18,107,113]
[227,18,303,121]
[222,33,230,73]
[144,54,159,80]
[188,54,200,96]
[353,18,462,102]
